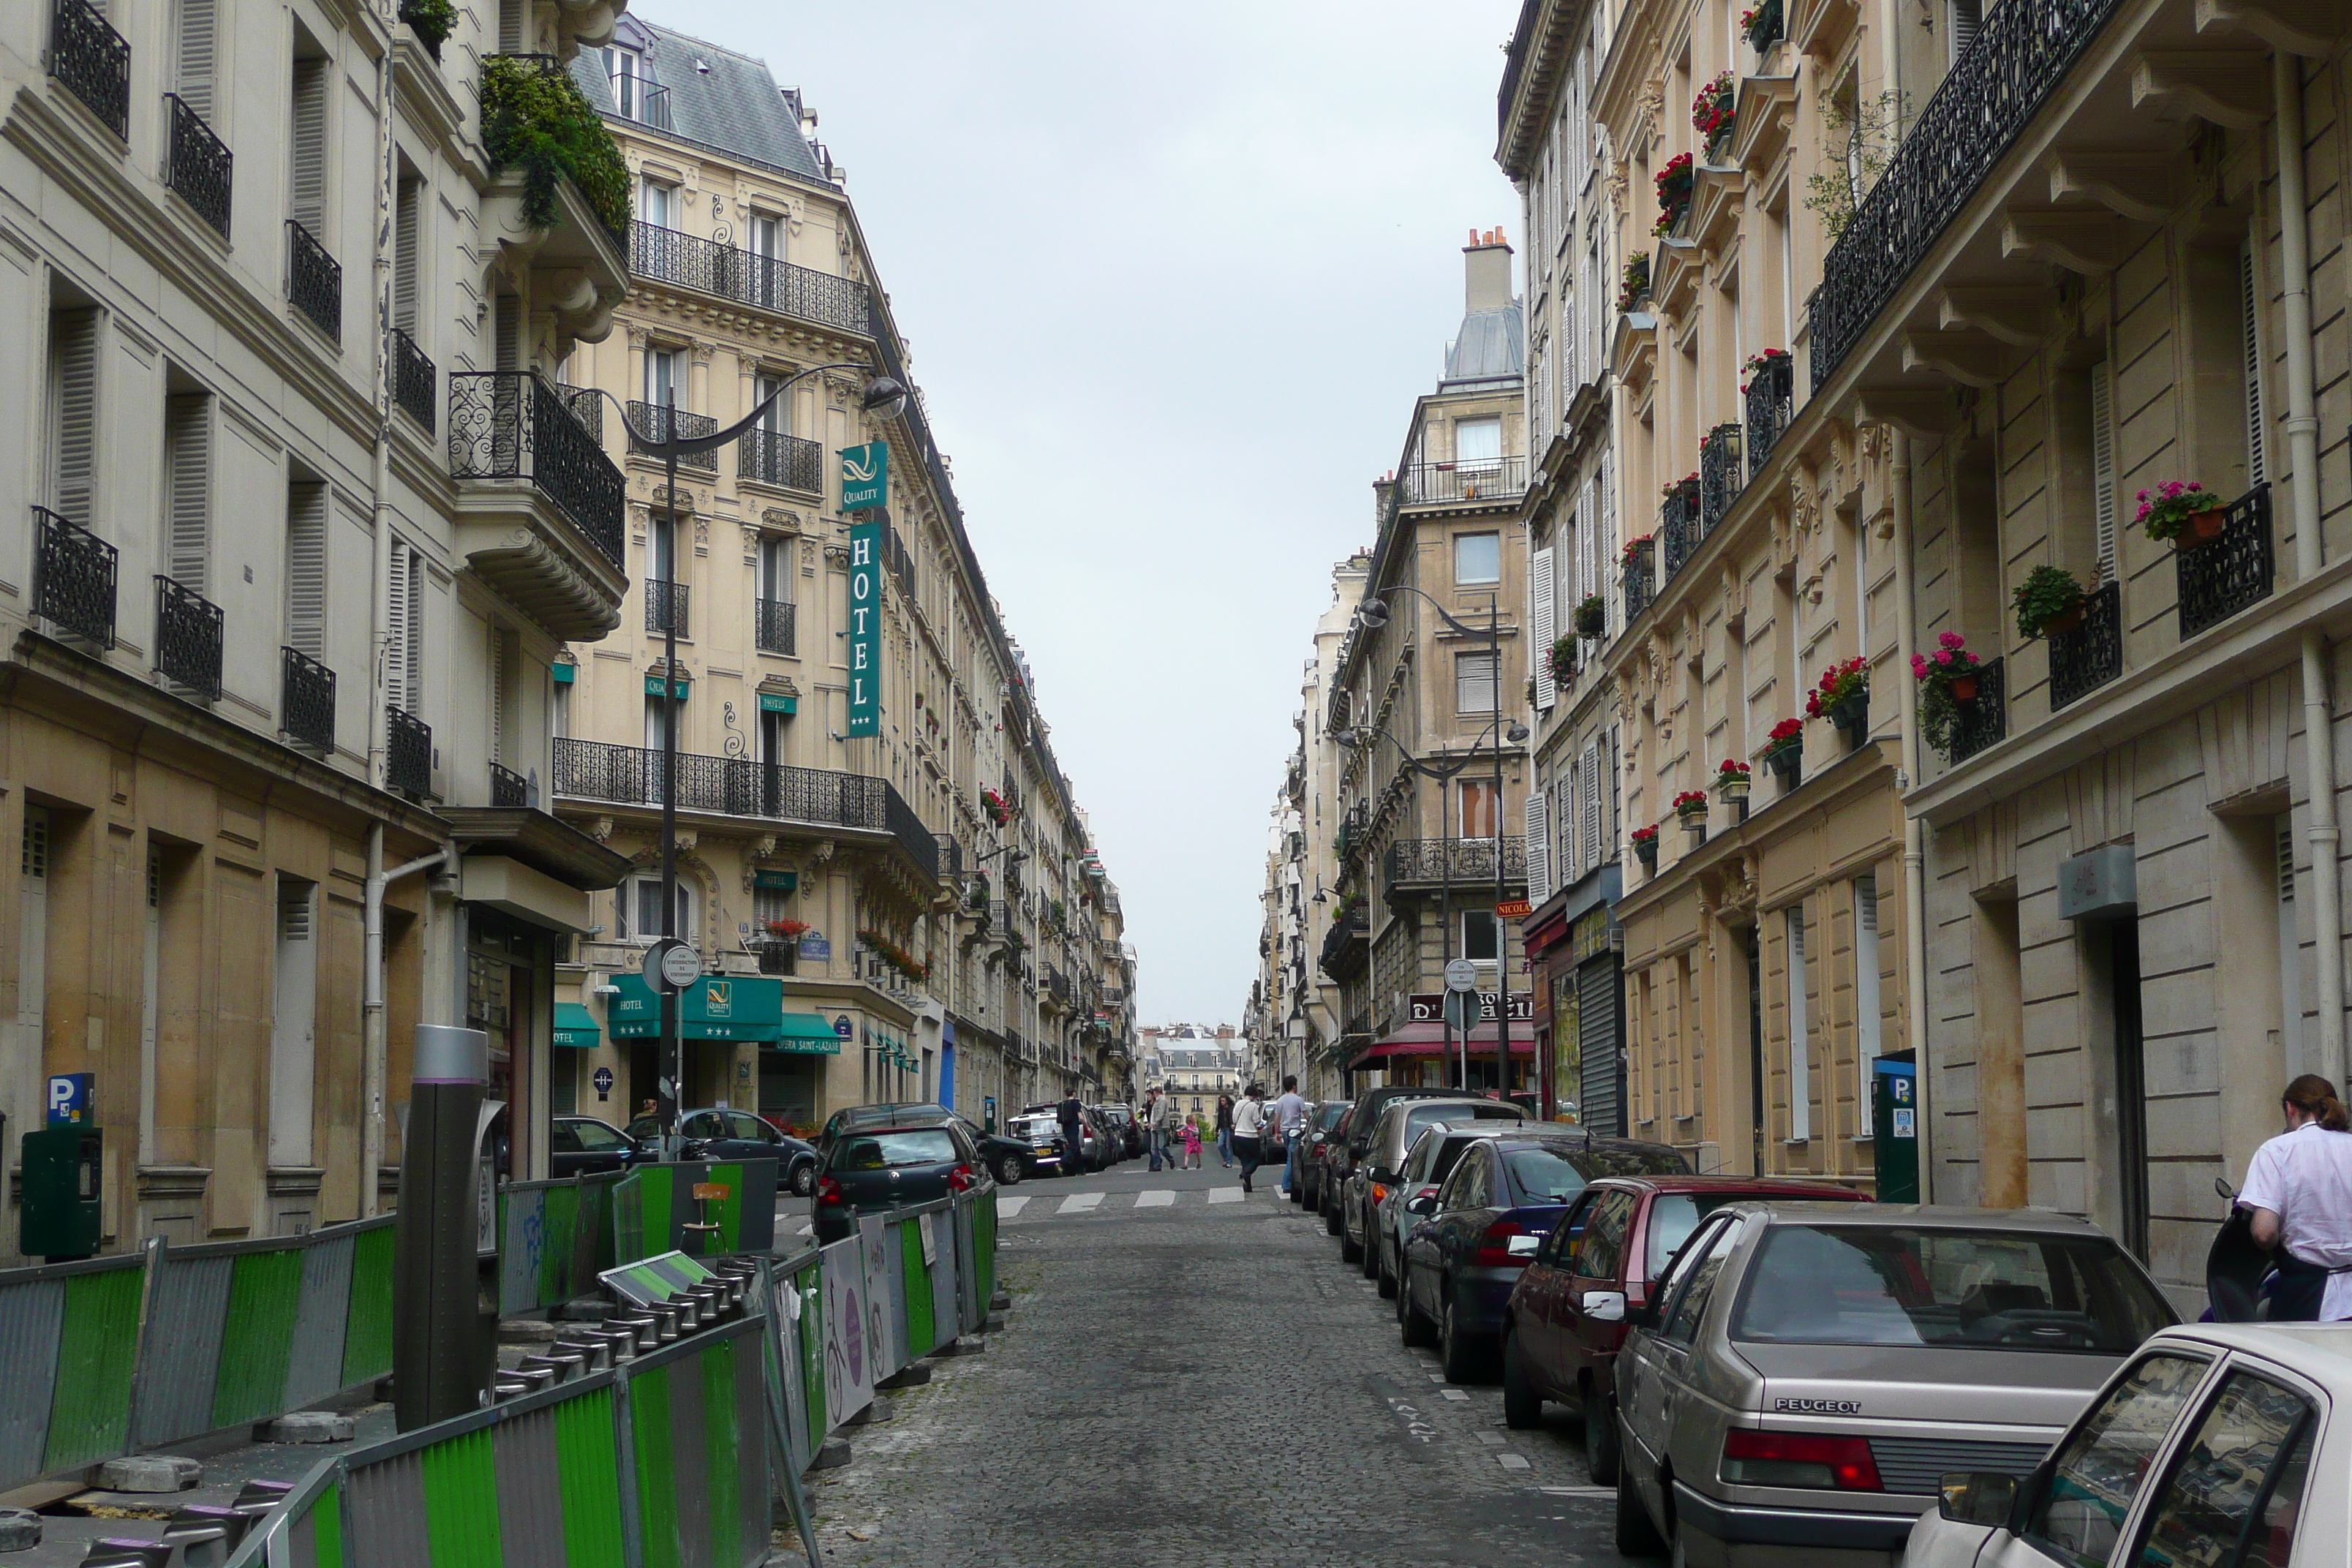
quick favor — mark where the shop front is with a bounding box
[1349,1003,1537,1093]
[608,972,786,1116]
[550,1001,602,1115]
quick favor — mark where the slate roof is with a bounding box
[571,17,828,183]
[1441,301,1526,388]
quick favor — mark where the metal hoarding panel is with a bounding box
[499,1185,549,1317]
[668,1342,716,1568]
[491,1406,567,1568]
[729,1326,769,1566]
[212,1245,306,1429]
[339,1222,395,1388]
[897,1217,933,1357]
[790,1264,820,1463]
[0,1277,62,1488]
[856,1215,898,1384]
[284,1231,355,1414]
[627,1358,680,1568]
[132,1251,233,1447]
[953,1195,979,1334]
[815,1237,867,1425]
[45,1261,143,1473]
[344,1448,434,1568]
[537,1183,577,1307]
[551,1383,627,1568]
[419,1427,502,1568]
[289,1475,342,1568]
[926,1212,958,1353]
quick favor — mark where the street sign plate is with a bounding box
[1496,899,1533,919]
[1444,958,1479,992]
[660,942,702,990]
[840,442,889,510]
[592,1066,615,1096]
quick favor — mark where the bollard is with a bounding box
[392,1026,497,1432]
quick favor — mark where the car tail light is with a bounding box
[816,1177,844,1208]
[947,1164,976,1194]
[1719,1429,1882,1491]
[1370,1183,1389,1205]
[1474,1219,1538,1268]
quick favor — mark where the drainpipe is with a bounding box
[357,15,399,1217]
[361,837,452,1216]
[1891,431,1932,1193]
[2277,53,2344,1084]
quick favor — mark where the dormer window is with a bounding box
[604,46,669,129]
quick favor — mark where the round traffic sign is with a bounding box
[660,941,702,990]
[1444,958,1479,992]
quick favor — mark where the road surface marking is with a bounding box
[998,1196,1030,1219]
[1135,1190,1175,1207]
[1496,1453,1531,1470]
[1206,1188,1243,1205]
[1441,1390,1471,1402]
[1058,1192,1104,1214]
[1472,1430,1504,1444]
[1540,1487,1615,1499]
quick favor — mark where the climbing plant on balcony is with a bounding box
[1548,635,1579,687]
[1912,632,1984,758]
[480,53,631,238]
[1575,594,1607,640]
[398,0,456,50]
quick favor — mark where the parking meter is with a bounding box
[393,1025,497,1431]
[22,1124,101,1260]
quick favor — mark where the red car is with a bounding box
[1499,1174,1866,1482]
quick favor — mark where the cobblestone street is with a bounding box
[806,1164,1640,1567]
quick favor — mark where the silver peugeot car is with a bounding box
[1613,1203,2175,1567]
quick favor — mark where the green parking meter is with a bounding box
[22,1126,102,1260]
[1872,1055,1920,1202]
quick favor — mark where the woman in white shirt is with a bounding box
[1231,1085,1269,1194]
[2241,1074,2352,1322]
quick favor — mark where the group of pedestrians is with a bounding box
[1131,1075,1313,1192]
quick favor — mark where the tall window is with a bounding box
[2091,361,2118,581]
[1855,876,1881,1074]
[290,47,328,241]
[175,0,216,119]
[1947,0,1981,64]
[750,212,783,260]
[393,173,422,332]
[269,878,317,1166]
[1459,779,1499,838]
[1455,417,1502,466]
[649,510,676,587]
[759,534,792,603]
[2277,817,2302,1072]
[385,543,423,712]
[1455,649,1499,713]
[285,480,327,657]
[2241,240,2268,486]
[644,346,678,410]
[754,372,787,435]
[1455,531,1502,585]
[48,305,99,524]
[606,46,644,118]
[164,385,212,594]
[1784,905,1809,1142]
[620,877,692,943]
[1463,909,1500,963]
[638,177,673,230]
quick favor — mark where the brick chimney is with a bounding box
[1464,225,1514,312]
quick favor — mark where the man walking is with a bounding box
[1270,1075,1308,1199]
[1058,1089,1083,1172]
[1149,1087,1181,1171]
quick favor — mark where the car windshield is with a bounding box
[1732,1226,2175,1354]
[1314,1104,1346,1132]
[831,1130,960,1171]
[1648,1194,1768,1275]
[1501,1147,1589,1204]
[1011,1118,1057,1139]
[1401,1102,1515,1146]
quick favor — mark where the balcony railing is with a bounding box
[644,578,688,638]
[739,426,822,492]
[153,576,222,701]
[387,706,431,798]
[1658,489,1700,583]
[448,371,626,567]
[2048,580,2122,711]
[32,506,116,647]
[1319,905,1368,981]
[1948,655,2007,764]
[1745,357,1793,480]
[1398,456,1529,506]
[489,760,529,807]
[285,221,340,342]
[1811,0,2122,393]
[1699,424,1742,535]
[2178,483,2274,640]
[1383,837,1527,892]
[626,402,718,473]
[164,94,232,237]
[1625,559,1652,623]
[610,74,671,131]
[280,647,335,753]
[626,222,872,334]
[390,328,435,432]
[755,598,796,655]
[50,0,129,139]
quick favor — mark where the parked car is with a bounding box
[1501,1174,1869,1479]
[946,1114,1039,1186]
[1295,1101,1349,1209]
[1907,1322,2345,1568]
[1373,1124,1520,1298]
[1611,1203,2176,1562]
[1343,1097,1529,1268]
[1319,1105,1358,1235]
[1006,1112,1071,1177]
[1324,1086,1471,1243]
[813,1117,986,1243]
[818,1101,951,1154]
[627,1107,821,1195]
[550,1115,649,1177]
[1028,1103,1109,1172]
[1399,1129,1689,1380]
[1095,1104,1142,1159]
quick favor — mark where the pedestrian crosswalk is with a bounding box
[997,1186,1288,1223]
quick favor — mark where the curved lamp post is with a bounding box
[576,366,907,1157]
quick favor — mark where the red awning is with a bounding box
[1346,1022,1537,1072]
[1522,908,1570,957]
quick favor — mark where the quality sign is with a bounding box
[840,442,889,511]
[846,519,881,736]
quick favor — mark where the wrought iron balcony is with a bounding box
[1398,456,1529,506]
[755,598,796,656]
[1383,837,1527,897]
[279,647,335,753]
[448,370,625,567]
[164,94,231,238]
[1319,905,1369,981]
[1948,655,2007,764]
[50,0,129,139]
[739,426,821,492]
[489,761,529,807]
[285,221,340,342]
[2178,483,2274,640]
[1700,424,1743,534]
[2048,580,2122,711]
[153,576,222,701]
[1335,800,1370,862]
[390,328,435,432]
[626,402,717,472]
[626,222,873,334]
[1625,559,1652,623]
[1745,356,1793,480]
[1811,0,2122,393]
[31,506,116,647]
[386,706,431,798]
[1658,489,1700,583]
[644,578,688,638]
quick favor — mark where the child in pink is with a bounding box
[1182,1117,1204,1169]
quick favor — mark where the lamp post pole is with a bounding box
[1491,591,1511,1102]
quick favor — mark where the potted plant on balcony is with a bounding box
[981,786,1014,828]
[397,0,456,52]
[1806,655,1870,736]
[1622,534,1654,573]
[1741,0,1782,53]
[2013,563,2089,639]
[1741,348,1790,393]
[1714,758,1752,805]
[761,918,809,975]
[1763,717,1803,782]
[1912,632,1984,759]
[1692,70,1736,159]
[2135,480,2228,551]
[1617,254,1652,313]
[1575,594,1607,640]
[479,55,632,241]
[1548,635,1579,687]
[1673,788,1711,836]
[1631,823,1660,868]
[1654,153,1695,235]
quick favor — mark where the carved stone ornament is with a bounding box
[626,325,651,352]
[762,508,802,533]
[652,486,695,516]
[589,816,615,843]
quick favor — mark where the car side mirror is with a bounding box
[1371,1164,1395,1184]
[1405,1194,1438,1216]
[1583,1290,1627,1323]
[1937,1474,2018,1528]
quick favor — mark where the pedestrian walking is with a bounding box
[1058,1090,1083,1171]
[1215,1093,1235,1167]
[1182,1115,1203,1169]
[1232,1084,1270,1194]
[1149,1087,1181,1171]
[2242,1073,2352,1321]
[1270,1075,1308,1198]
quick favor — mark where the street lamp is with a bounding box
[579,365,906,1158]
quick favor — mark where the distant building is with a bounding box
[1139,1024,1244,1122]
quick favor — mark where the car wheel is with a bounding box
[1399,1270,1437,1348]
[1339,1210,1364,1263]
[1289,1181,1303,1206]
[1394,1263,1411,1324]
[995,1154,1024,1186]
[1376,1237,1398,1300]
[1359,1210,1382,1278]
[1322,1187,1343,1236]
[791,1161,818,1198]
[1439,1290,1483,1384]
[1582,1395,1620,1486]
[1501,1326,1542,1429]
[1614,1439,1665,1556]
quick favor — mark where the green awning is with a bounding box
[608,972,786,1041]
[772,1012,844,1056]
[553,1002,601,1049]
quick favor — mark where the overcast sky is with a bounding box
[644,0,1523,1026]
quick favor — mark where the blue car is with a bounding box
[1398,1129,1689,1382]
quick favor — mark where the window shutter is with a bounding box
[393,179,420,330]
[1531,546,1556,710]
[165,393,211,594]
[1526,790,1550,905]
[489,625,507,766]
[176,0,216,118]
[279,879,313,943]
[1583,737,1603,875]
[1948,0,1980,63]
[290,58,327,234]
[51,309,99,526]
[286,482,327,657]
[2090,361,2117,584]
[2241,241,2267,486]
[387,545,423,712]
